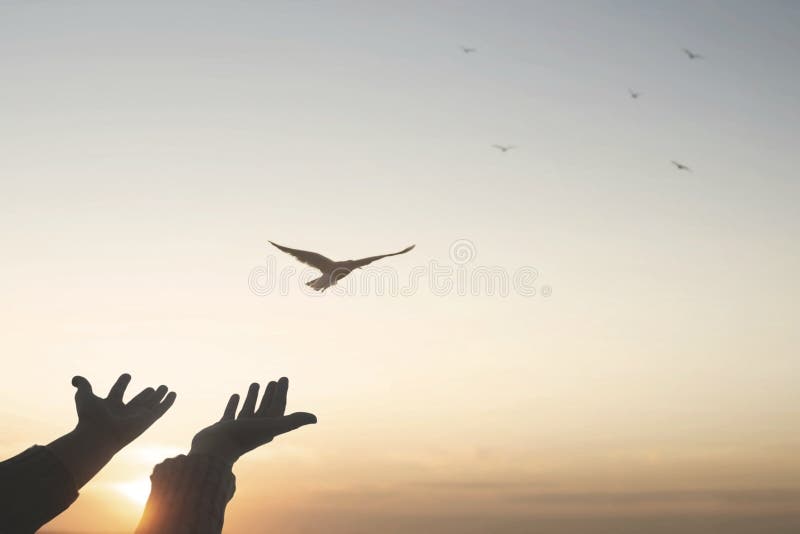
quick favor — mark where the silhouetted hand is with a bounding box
[189,377,316,467]
[48,373,177,489]
[72,373,177,452]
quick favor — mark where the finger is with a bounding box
[220,394,240,421]
[239,383,260,418]
[272,411,317,437]
[128,387,155,408]
[270,377,289,417]
[152,391,177,419]
[147,385,168,407]
[256,381,277,416]
[72,376,93,397]
[107,373,132,402]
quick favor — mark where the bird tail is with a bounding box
[306,276,330,292]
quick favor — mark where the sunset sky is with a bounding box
[1,1,799,533]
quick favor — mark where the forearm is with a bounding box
[0,445,79,534]
[0,427,119,533]
[47,426,118,488]
[135,454,236,534]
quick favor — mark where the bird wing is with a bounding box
[269,241,335,271]
[350,245,416,268]
[671,161,691,171]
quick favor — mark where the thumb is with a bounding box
[72,375,93,398]
[274,412,317,436]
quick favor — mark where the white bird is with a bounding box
[629,88,641,99]
[460,45,477,54]
[671,160,691,171]
[269,241,416,292]
[492,144,516,153]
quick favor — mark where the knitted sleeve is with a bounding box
[134,454,236,534]
[0,445,79,534]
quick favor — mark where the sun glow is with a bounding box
[114,477,152,506]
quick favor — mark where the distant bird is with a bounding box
[628,89,641,99]
[682,48,703,60]
[671,160,691,171]
[460,45,477,54]
[269,241,416,292]
[492,144,515,153]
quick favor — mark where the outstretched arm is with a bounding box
[0,374,176,534]
[136,377,316,534]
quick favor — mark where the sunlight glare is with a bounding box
[114,477,152,506]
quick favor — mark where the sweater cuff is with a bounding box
[0,445,79,533]
[136,454,236,534]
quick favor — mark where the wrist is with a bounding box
[73,422,124,457]
[188,439,240,468]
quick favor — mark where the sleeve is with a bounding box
[0,445,79,534]
[134,455,236,534]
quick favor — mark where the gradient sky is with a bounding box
[1,1,799,533]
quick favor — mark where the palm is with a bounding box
[73,374,176,448]
[190,377,316,466]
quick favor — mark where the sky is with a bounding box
[1,1,799,533]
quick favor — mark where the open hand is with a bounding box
[189,377,316,467]
[72,373,177,452]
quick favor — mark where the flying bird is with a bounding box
[629,89,641,99]
[671,160,691,171]
[492,144,515,153]
[269,241,416,292]
[460,45,477,54]
[682,48,703,60]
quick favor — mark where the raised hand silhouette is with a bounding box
[47,373,177,488]
[72,373,176,449]
[189,377,316,466]
[0,372,178,534]
[4,373,313,533]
